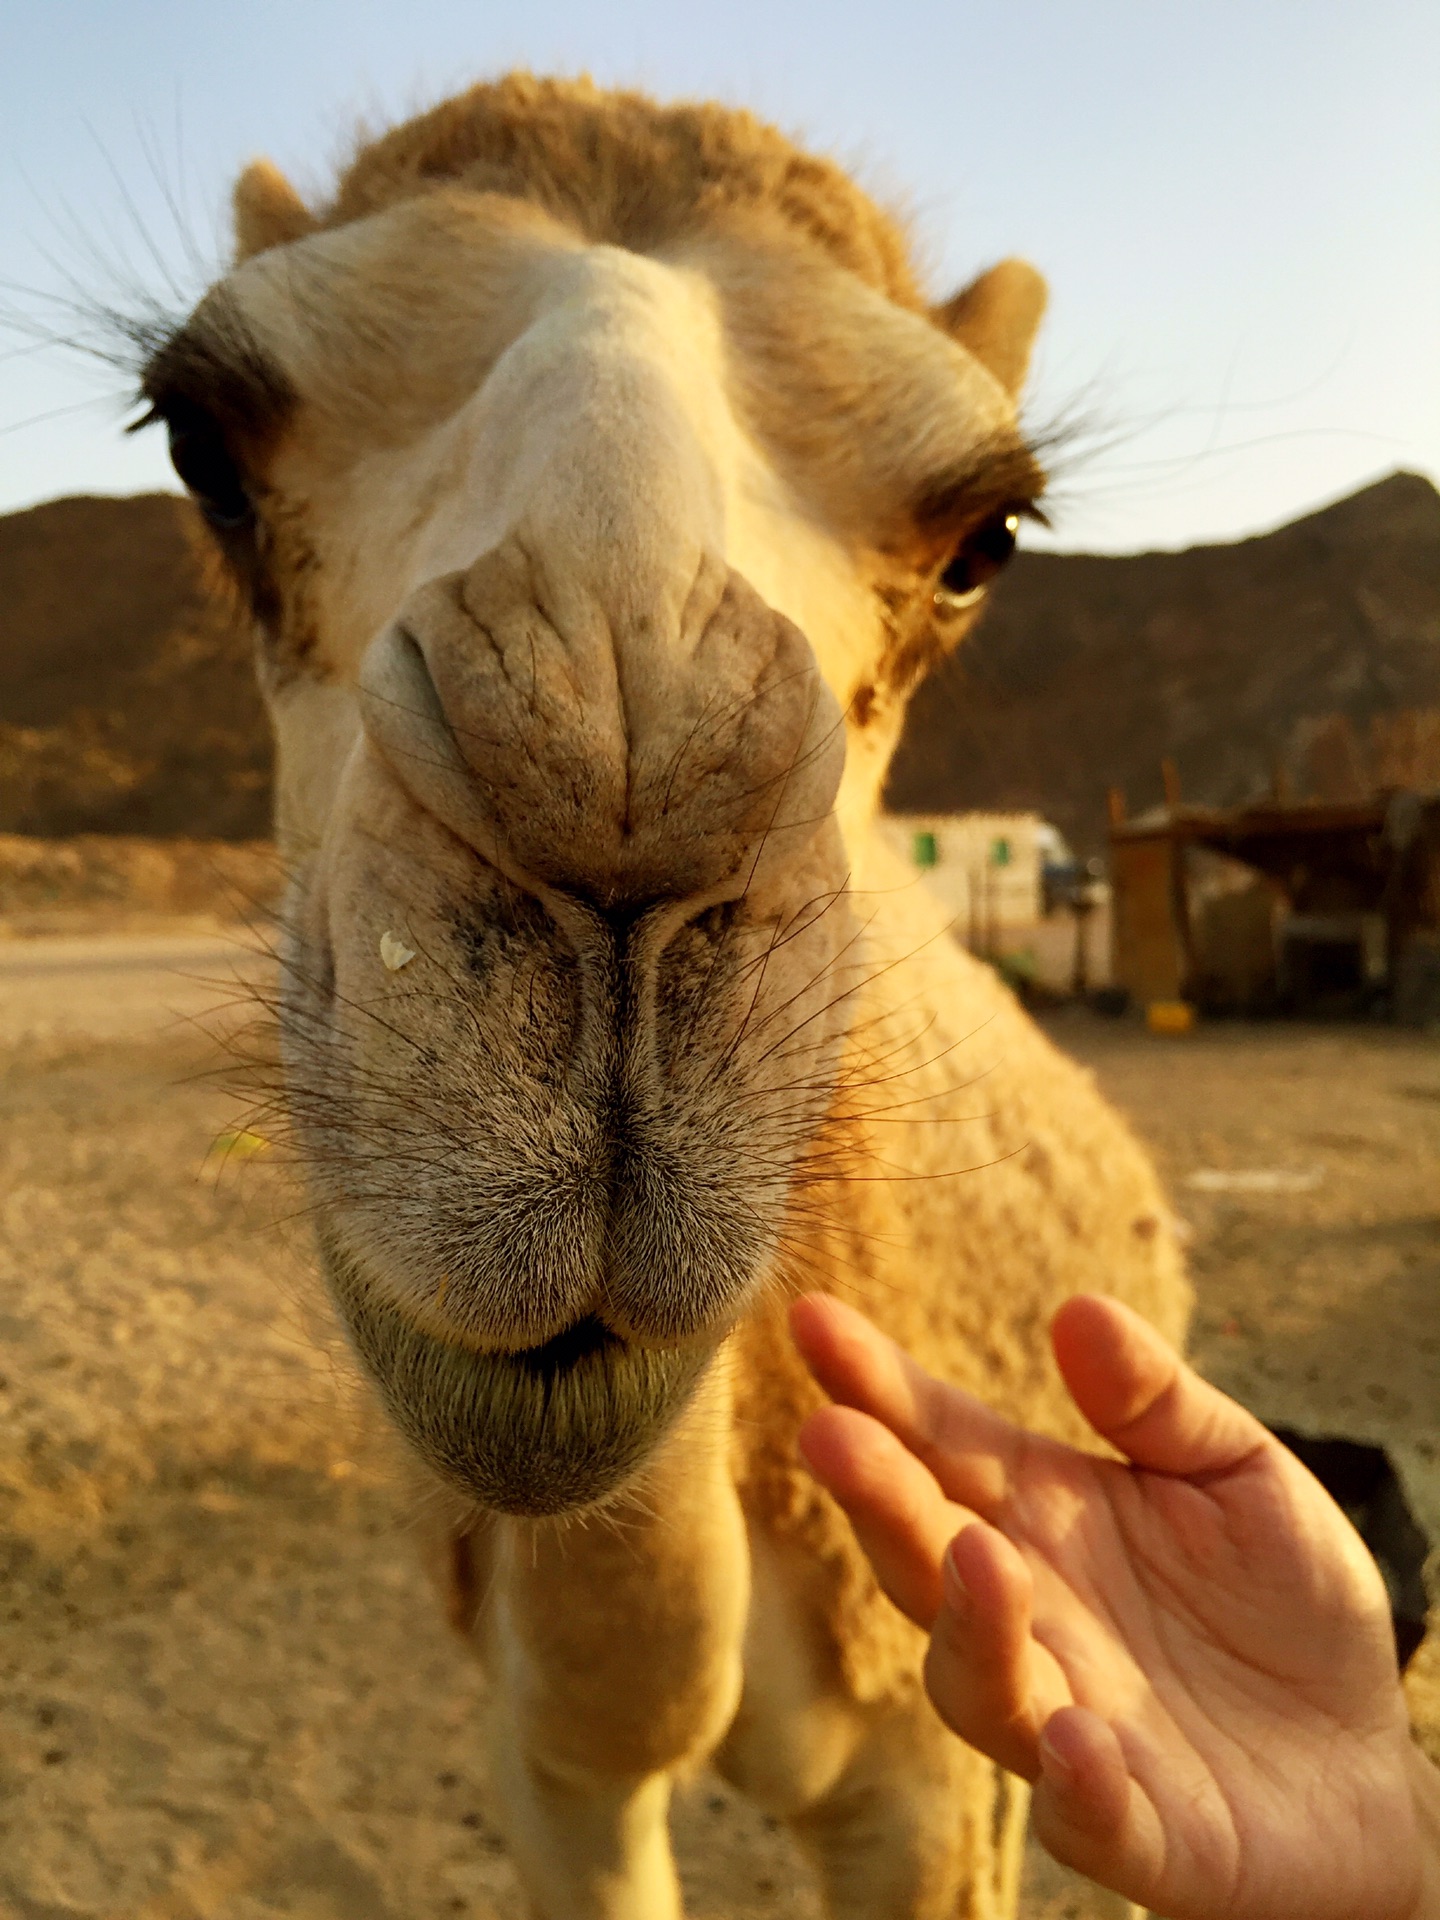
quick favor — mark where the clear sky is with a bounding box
[1,0,1435,553]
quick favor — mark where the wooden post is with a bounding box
[1168,829,1197,1003]
[1106,785,1127,829]
[1161,757,1182,810]
[1071,894,1094,998]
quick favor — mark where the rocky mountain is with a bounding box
[2,472,1437,852]
[885,470,1440,853]
[0,493,270,838]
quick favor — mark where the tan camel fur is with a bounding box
[144,74,1190,1919]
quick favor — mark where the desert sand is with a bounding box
[1,938,1435,1918]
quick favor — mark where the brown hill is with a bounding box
[4,474,1438,855]
[0,493,270,838]
[886,471,1440,853]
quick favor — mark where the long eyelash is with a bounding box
[911,433,1050,534]
[135,296,296,440]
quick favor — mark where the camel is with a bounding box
[140,75,1189,1918]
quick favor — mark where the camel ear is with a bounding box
[233,159,317,262]
[932,258,1047,398]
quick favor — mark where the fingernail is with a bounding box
[941,1540,970,1616]
[1038,1723,1075,1785]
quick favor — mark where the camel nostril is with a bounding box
[359,623,470,800]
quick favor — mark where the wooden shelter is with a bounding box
[1108,784,1440,1018]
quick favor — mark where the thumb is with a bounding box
[1051,1295,1271,1477]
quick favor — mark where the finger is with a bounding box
[1031,1705,1165,1906]
[790,1293,1015,1511]
[1036,1706,1130,1836]
[1052,1294,1271,1477]
[923,1521,1068,1779]
[798,1403,965,1626]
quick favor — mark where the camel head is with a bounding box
[141,79,1046,1516]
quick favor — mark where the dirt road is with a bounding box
[1,943,1435,1918]
[0,933,272,1047]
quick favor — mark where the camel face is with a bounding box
[145,159,1042,1519]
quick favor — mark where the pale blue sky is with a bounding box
[1,0,1435,552]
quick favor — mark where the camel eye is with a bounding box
[934,508,1020,613]
[163,400,253,530]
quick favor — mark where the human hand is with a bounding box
[793,1291,1438,1920]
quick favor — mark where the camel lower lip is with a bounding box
[319,1227,713,1516]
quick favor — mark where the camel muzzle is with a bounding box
[282,539,856,1503]
[356,537,845,915]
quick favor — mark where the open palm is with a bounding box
[792,1292,1432,1920]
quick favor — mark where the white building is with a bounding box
[877,811,1110,991]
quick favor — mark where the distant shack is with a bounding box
[1109,784,1440,1021]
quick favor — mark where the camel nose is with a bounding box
[357,540,844,910]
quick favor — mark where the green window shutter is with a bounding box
[990,837,1012,867]
[912,830,938,869]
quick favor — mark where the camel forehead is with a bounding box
[222,187,1021,493]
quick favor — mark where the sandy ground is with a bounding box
[2,938,1437,1918]
[0,934,274,1045]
